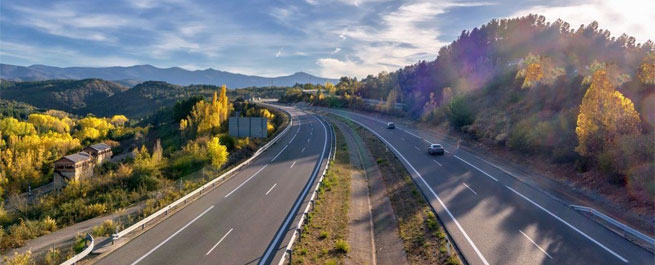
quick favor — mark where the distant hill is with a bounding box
[0,64,337,88]
[0,79,129,113]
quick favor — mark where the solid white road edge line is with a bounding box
[463,183,478,195]
[266,183,277,195]
[288,133,298,144]
[225,164,269,198]
[131,206,214,265]
[454,155,498,182]
[290,161,296,168]
[271,145,288,162]
[205,228,234,256]
[337,113,491,265]
[506,185,628,263]
[432,159,442,167]
[258,114,328,265]
[519,230,552,259]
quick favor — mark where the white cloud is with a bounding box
[319,1,491,78]
[276,49,283,57]
[0,41,140,67]
[330,48,342,55]
[510,0,655,44]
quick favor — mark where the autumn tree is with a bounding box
[575,68,641,157]
[207,137,228,168]
[28,114,70,133]
[110,115,129,127]
[0,117,36,136]
[181,89,230,136]
[638,52,655,85]
[516,53,564,89]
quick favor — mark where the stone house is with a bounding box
[53,152,94,189]
[82,143,113,165]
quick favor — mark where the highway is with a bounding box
[96,106,332,265]
[325,108,654,265]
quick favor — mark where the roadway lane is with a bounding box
[96,106,332,265]
[325,108,654,265]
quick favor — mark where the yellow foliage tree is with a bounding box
[28,114,70,133]
[638,52,655,85]
[0,117,36,136]
[76,117,114,140]
[576,69,641,157]
[110,115,129,127]
[207,137,228,168]
[182,90,230,135]
[516,53,564,89]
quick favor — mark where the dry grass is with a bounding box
[291,125,351,265]
[352,123,459,265]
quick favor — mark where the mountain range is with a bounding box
[0,64,337,88]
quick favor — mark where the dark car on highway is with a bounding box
[428,144,445,155]
[387,122,395,129]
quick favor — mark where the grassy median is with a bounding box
[347,118,460,265]
[291,124,351,265]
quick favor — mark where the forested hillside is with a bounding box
[282,15,655,204]
[0,79,128,113]
[1,79,289,119]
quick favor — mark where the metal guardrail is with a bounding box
[277,115,336,265]
[570,204,655,246]
[60,233,93,265]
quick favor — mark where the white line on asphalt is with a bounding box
[506,185,628,263]
[336,114,490,265]
[271,145,288,162]
[519,230,552,259]
[444,150,450,153]
[288,133,298,144]
[404,130,421,139]
[307,138,310,143]
[423,138,432,144]
[454,155,498,181]
[259,114,328,265]
[205,228,234,256]
[266,183,277,195]
[225,164,269,198]
[463,183,477,195]
[290,161,296,168]
[131,206,214,265]
[401,137,406,141]
[301,147,306,153]
[414,146,420,151]
[432,159,442,166]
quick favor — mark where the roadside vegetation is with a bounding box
[292,125,350,265]
[280,15,655,233]
[0,86,287,261]
[344,118,459,265]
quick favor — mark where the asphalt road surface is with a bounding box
[325,108,654,265]
[96,106,332,265]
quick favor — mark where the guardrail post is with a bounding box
[287,249,292,265]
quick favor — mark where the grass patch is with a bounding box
[348,118,461,265]
[291,124,350,265]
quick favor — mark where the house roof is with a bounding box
[56,152,91,164]
[87,143,111,151]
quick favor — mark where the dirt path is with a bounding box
[331,118,408,265]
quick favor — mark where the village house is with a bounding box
[53,152,94,189]
[82,143,113,165]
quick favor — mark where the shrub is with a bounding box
[318,230,329,240]
[334,239,349,253]
[44,247,63,265]
[446,96,476,130]
[92,220,119,237]
[219,134,236,151]
[40,216,57,232]
[4,251,34,265]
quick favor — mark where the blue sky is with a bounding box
[0,0,652,78]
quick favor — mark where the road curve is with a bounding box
[324,108,654,265]
[96,106,332,265]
